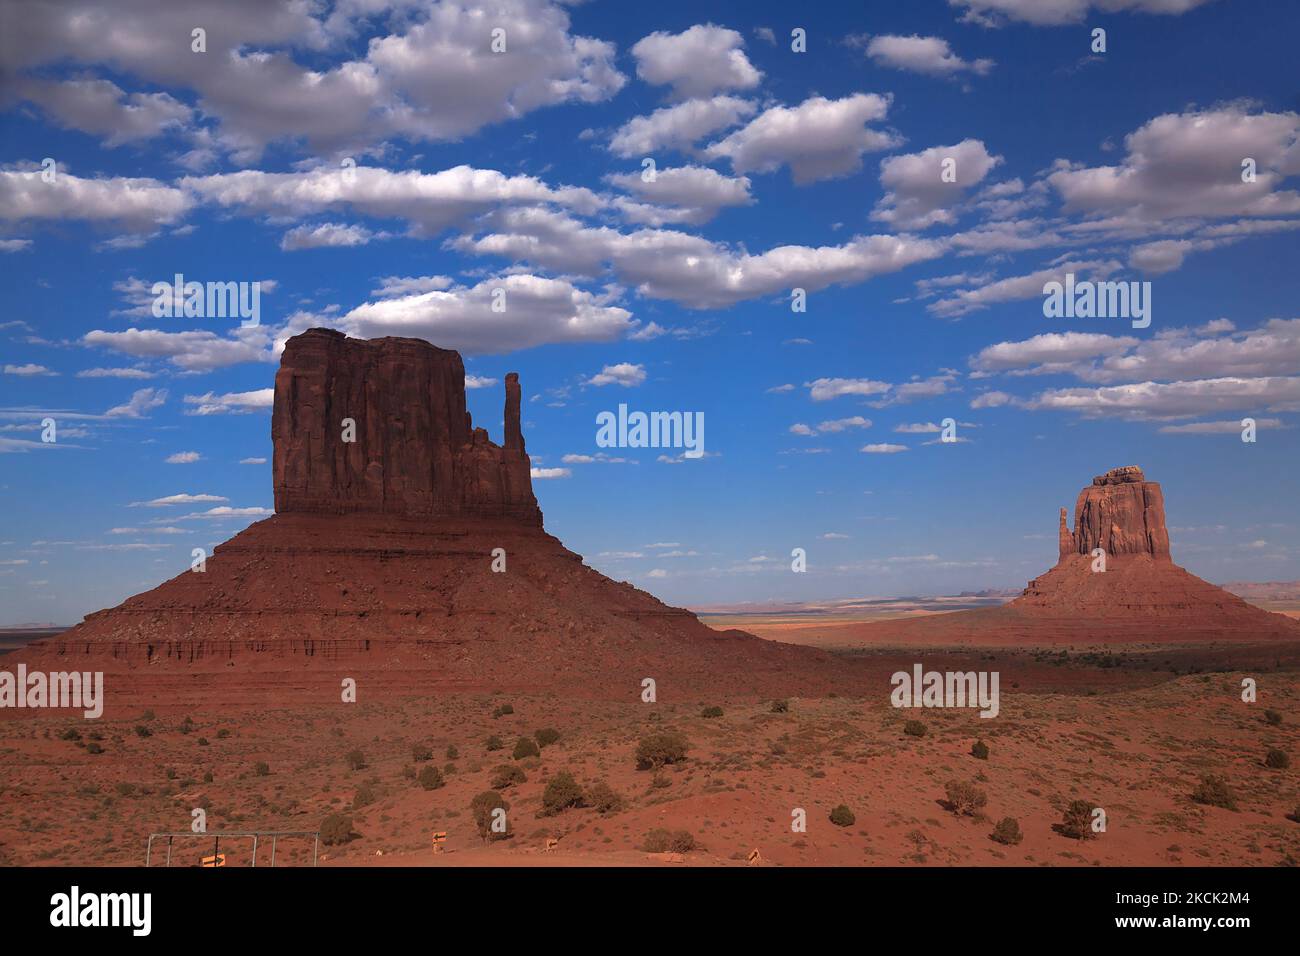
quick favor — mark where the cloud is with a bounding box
[970,390,1012,409]
[0,167,190,233]
[1027,376,1300,419]
[586,363,646,387]
[4,363,57,376]
[83,326,273,372]
[608,95,756,158]
[861,442,908,453]
[0,238,34,252]
[805,378,892,402]
[705,94,901,184]
[1159,418,1284,434]
[530,467,571,479]
[815,416,872,432]
[370,276,454,298]
[130,493,228,507]
[15,77,192,145]
[280,222,387,251]
[75,367,154,379]
[177,506,274,519]
[183,388,274,416]
[631,24,761,100]
[465,375,498,389]
[339,274,633,354]
[789,423,814,436]
[239,457,267,464]
[862,34,994,77]
[872,139,1003,228]
[165,451,201,464]
[951,0,1217,27]
[607,165,753,225]
[105,387,166,418]
[928,259,1118,318]
[971,332,1139,374]
[1048,107,1300,223]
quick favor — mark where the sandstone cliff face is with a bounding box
[272,328,540,524]
[1058,465,1170,561]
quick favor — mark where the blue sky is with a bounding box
[2,0,1298,624]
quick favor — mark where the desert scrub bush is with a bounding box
[534,728,561,748]
[1059,800,1097,839]
[417,766,445,791]
[1264,709,1283,726]
[490,764,526,789]
[770,699,789,714]
[1264,748,1289,769]
[411,744,433,762]
[990,817,1023,846]
[512,736,540,760]
[903,720,927,737]
[485,734,503,752]
[133,725,152,738]
[255,761,270,777]
[971,740,990,760]
[320,813,356,846]
[642,829,695,853]
[86,743,104,755]
[470,791,510,842]
[700,706,724,718]
[944,780,988,817]
[59,728,81,742]
[353,784,377,809]
[492,703,514,718]
[1191,775,1238,810]
[445,744,459,760]
[635,732,689,770]
[345,749,367,771]
[829,804,856,827]
[585,781,624,814]
[541,771,585,815]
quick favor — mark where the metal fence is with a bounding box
[146,830,320,867]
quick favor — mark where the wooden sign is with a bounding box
[201,854,226,868]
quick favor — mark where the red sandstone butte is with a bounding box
[859,465,1300,645]
[17,329,829,708]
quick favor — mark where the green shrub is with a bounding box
[541,771,585,815]
[470,791,509,842]
[492,703,514,718]
[216,728,231,739]
[971,740,989,760]
[345,749,367,771]
[353,784,376,809]
[903,720,927,737]
[944,780,988,816]
[418,766,445,791]
[585,781,624,814]
[491,764,527,789]
[411,744,433,762]
[1191,775,1238,810]
[1264,709,1283,726]
[700,706,723,718]
[1264,748,1289,769]
[990,817,1023,845]
[320,813,355,846]
[86,742,104,755]
[770,699,789,714]
[829,804,855,827]
[134,725,152,738]
[445,744,459,760]
[1060,800,1096,839]
[642,829,695,853]
[534,728,560,748]
[512,736,540,760]
[255,761,270,777]
[59,728,81,741]
[635,732,689,770]
[485,735,503,752]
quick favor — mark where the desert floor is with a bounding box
[1,628,1297,867]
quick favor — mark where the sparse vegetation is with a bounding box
[944,780,988,816]
[635,732,689,770]
[490,764,526,789]
[255,761,270,777]
[353,784,376,809]
[445,744,459,760]
[492,703,514,718]
[1264,709,1283,726]
[770,699,789,713]
[470,791,509,842]
[904,720,927,737]
[642,828,695,853]
[700,706,723,718]
[512,736,540,760]
[1191,775,1238,810]
[345,749,367,771]
[829,804,855,827]
[1060,800,1097,839]
[971,740,989,760]
[534,728,560,748]
[541,771,585,815]
[1264,748,1289,769]
[133,725,152,738]
[484,734,503,751]
[411,744,433,762]
[585,781,624,814]
[417,766,445,791]
[991,817,1023,845]
[320,813,355,846]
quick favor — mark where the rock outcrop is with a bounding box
[1058,465,1170,561]
[272,328,539,524]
